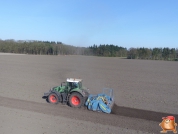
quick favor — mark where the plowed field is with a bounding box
[0,54,177,133]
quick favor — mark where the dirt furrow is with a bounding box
[0,95,176,133]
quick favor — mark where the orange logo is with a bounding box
[159,116,177,133]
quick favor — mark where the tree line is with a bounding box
[0,39,89,55]
[127,47,178,61]
[88,44,127,57]
[0,39,177,61]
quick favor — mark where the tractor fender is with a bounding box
[43,90,61,103]
[51,90,61,97]
[44,88,59,97]
[70,90,86,97]
[69,91,83,97]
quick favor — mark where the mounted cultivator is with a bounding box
[43,78,114,114]
[85,88,114,114]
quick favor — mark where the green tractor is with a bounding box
[43,78,89,108]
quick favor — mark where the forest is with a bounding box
[0,39,90,55]
[127,47,178,61]
[0,39,177,61]
[88,44,127,57]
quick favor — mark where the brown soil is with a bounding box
[0,54,177,133]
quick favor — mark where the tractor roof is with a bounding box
[67,78,82,83]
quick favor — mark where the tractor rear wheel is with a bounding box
[48,93,59,104]
[69,92,83,108]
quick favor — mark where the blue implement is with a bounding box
[85,88,114,114]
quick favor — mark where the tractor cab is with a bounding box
[60,78,82,92]
[66,78,82,91]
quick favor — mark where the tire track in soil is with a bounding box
[0,96,177,133]
[111,103,178,122]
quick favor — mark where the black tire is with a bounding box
[69,92,84,108]
[48,93,59,104]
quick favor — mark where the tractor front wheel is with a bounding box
[48,93,59,104]
[69,92,83,108]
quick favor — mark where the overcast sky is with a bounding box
[0,0,177,49]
